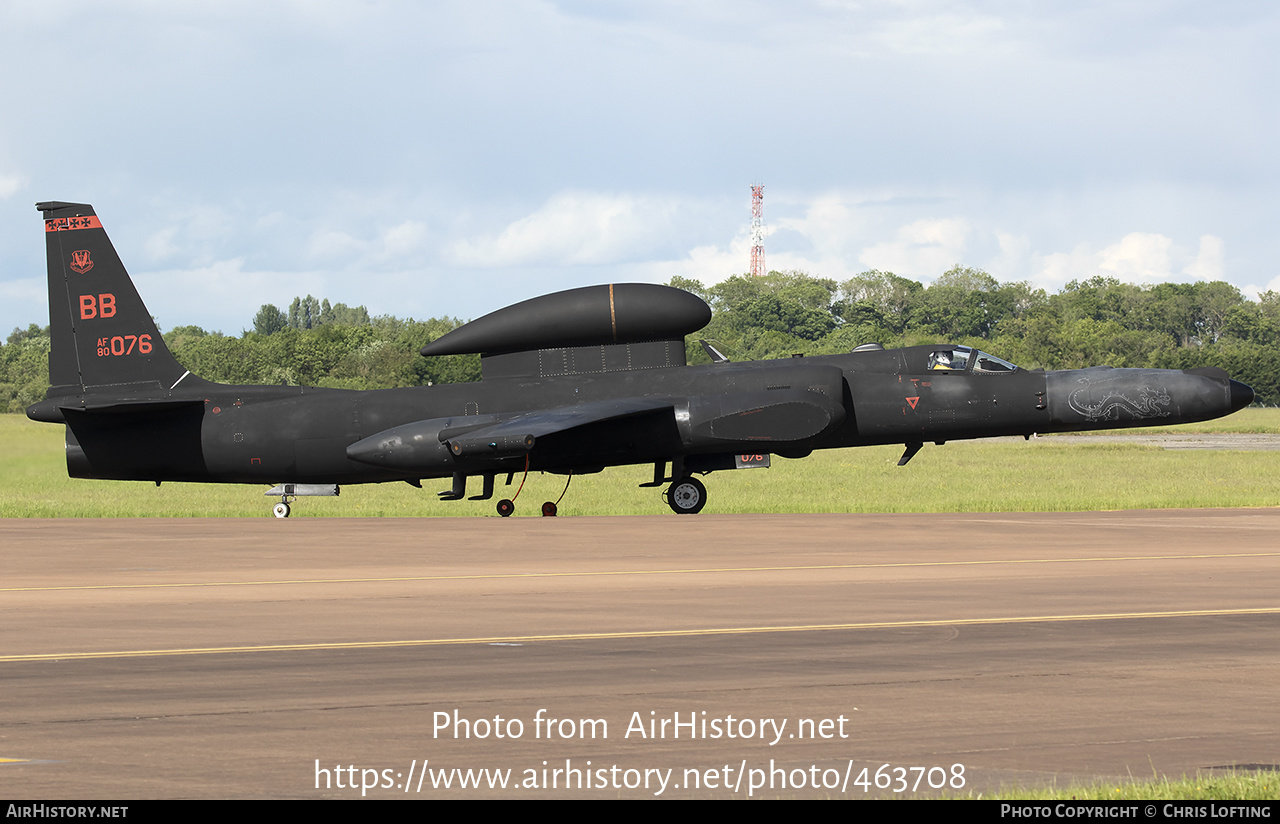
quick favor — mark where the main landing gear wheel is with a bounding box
[541,501,557,517]
[666,477,707,515]
[272,502,291,519]
[496,499,515,517]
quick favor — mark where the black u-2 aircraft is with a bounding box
[28,201,1255,517]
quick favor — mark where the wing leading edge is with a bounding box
[346,397,675,470]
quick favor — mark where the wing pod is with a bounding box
[448,432,536,458]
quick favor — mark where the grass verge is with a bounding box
[979,770,1280,801]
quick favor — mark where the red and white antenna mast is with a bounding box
[749,184,766,277]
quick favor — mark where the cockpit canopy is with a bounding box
[928,346,1017,373]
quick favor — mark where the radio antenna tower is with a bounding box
[750,184,766,277]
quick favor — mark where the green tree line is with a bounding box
[674,268,1280,403]
[3,271,1279,413]
[0,300,479,413]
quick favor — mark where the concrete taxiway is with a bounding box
[1,511,1277,798]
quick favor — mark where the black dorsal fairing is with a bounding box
[419,283,711,357]
[38,202,197,393]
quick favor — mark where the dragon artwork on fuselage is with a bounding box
[27,202,1256,517]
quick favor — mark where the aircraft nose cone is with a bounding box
[1230,379,1254,412]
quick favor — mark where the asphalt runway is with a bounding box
[1,511,1277,799]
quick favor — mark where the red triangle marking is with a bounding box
[905,396,920,409]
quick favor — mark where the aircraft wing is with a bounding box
[347,397,674,467]
[438,397,674,458]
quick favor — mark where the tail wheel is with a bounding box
[541,501,558,517]
[666,477,707,515]
[496,499,515,517]
[272,502,291,519]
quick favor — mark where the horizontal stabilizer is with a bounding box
[69,398,206,414]
[27,394,205,423]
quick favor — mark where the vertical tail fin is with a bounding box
[38,201,197,393]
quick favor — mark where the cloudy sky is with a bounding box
[1,1,1276,335]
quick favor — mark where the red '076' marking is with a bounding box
[95,334,151,357]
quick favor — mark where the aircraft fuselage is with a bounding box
[33,345,1249,486]
[27,200,1254,516]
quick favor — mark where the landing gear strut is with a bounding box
[496,455,530,517]
[264,483,338,518]
[665,476,707,515]
[540,472,572,517]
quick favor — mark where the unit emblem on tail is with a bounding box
[70,250,94,274]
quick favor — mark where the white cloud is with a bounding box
[0,1,1271,339]
[445,192,683,268]
[635,216,867,287]
[1096,232,1175,281]
[646,238,751,285]
[380,220,430,260]
[0,276,43,304]
[858,218,970,278]
[306,229,366,263]
[991,232,1032,279]
[0,173,22,199]
[138,204,238,265]
[138,258,329,331]
[774,195,859,260]
[1030,233,1229,290]
[1242,275,1280,301]
[1183,234,1225,281]
[144,226,179,261]
[1034,243,1098,289]
[869,6,1009,57]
